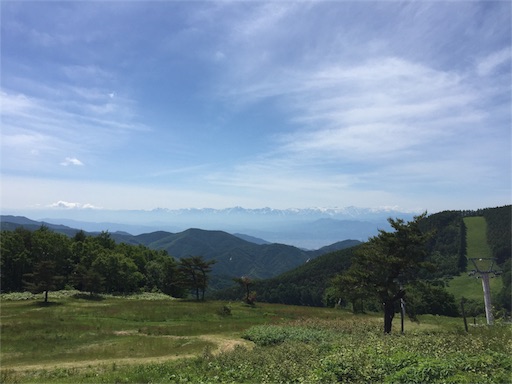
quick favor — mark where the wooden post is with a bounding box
[460,298,468,332]
[400,298,405,334]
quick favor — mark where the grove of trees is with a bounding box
[0,226,214,301]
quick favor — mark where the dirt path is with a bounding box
[1,334,253,373]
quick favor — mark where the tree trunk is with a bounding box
[201,270,207,301]
[383,290,405,333]
[44,290,49,303]
[383,300,395,334]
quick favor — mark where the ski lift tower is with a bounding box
[468,258,502,325]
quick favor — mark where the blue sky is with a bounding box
[1,1,510,214]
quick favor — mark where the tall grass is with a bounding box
[1,293,345,371]
[2,294,510,383]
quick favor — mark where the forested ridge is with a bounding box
[0,217,353,281]
[213,206,510,317]
[210,245,357,306]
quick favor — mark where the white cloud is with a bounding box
[0,91,34,112]
[48,201,99,209]
[477,48,511,76]
[60,157,84,166]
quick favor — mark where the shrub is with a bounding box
[217,305,232,316]
[242,324,334,346]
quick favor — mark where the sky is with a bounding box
[1,1,511,216]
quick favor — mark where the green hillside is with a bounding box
[211,245,358,306]
[445,216,503,303]
[464,216,492,259]
[214,206,510,316]
[0,217,360,282]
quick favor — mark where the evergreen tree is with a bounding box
[178,256,215,301]
[336,214,432,333]
[23,260,61,303]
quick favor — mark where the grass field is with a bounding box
[1,291,511,383]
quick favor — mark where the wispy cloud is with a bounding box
[219,55,484,164]
[477,48,511,76]
[1,1,509,213]
[1,85,146,175]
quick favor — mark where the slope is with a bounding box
[211,245,359,306]
[445,216,503,302]
[138,228,311,279]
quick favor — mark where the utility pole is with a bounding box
[468,258,502,325]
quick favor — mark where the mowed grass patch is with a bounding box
[446,216,503,303]
[463,217,492,260]
[446,272,503,303]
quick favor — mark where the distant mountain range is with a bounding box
[0,215,361,280]
[1,206,417,248]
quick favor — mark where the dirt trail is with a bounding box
[2,334,253,373]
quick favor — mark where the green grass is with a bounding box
[445,217,502,303]
[463,217,492,260]
[1,292,511,383]
[446,272,503,303]
[0,292,350,371]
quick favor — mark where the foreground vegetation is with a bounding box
[1,292,511,383]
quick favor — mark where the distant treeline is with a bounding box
[0,226,213,300]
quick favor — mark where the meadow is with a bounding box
[1,291,511,383]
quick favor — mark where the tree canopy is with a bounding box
[0,226,213,301]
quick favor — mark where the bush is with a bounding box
[242,324,334,346]
[217,305,232,316]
